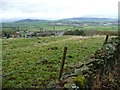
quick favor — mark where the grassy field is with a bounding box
[2,21,118,32]
[44,25,118,31]
[2,35,106,88]
[82,25,118,31]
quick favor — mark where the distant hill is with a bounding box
[14,17,117,23]
[59,17,117,22]
[2,17,118,23]
[15,19,49,23]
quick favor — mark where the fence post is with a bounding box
[58,47,67,81]
[104,35,109,44]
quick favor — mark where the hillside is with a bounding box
[59,17,117,22]
[15,19,49,23]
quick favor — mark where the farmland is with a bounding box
[1,17,119,88]
[1,18,118,39]
[2,22,118,32]
[2,35,106,88]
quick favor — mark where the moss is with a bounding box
[73,75,86,88]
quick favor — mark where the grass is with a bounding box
[23,25,118,31]
[2,21,118,32]
[2,35,105,88]
[82,25,118,31]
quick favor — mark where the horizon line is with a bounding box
[1,16,118,22]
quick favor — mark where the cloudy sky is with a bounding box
[0,0,119,20]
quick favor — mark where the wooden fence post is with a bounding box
[104,35,109,44]
[58,47,67,81]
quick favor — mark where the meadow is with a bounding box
[2,35,105,88]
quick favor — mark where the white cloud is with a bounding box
[0,0,119,20]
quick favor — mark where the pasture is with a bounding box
[2,35,105,88]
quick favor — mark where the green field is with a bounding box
[82,25,118,31]
[2,25,118,32]
[2,20,118,32]
[44,25,118,31]
[2,36,106,88]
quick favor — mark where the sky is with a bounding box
[0,0,119,21]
